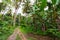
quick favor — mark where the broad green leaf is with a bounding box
[40,0,47,11]
[52,0,57,4]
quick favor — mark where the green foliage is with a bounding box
[0,26,15,40]
[40,0,47,11]
[0,3,6,11]
[52,0,57,5]
[0,13,14,40]
[0,0,60,40]
[2,0,11,4]
[46,29,60,38]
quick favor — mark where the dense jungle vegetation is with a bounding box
[0,0,60,40]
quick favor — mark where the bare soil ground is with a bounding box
[7,28,27,40]
[7,28,53,40]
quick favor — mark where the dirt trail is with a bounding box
[27,33,53,40]
[7,28,27,40]
[7,28,53,40]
